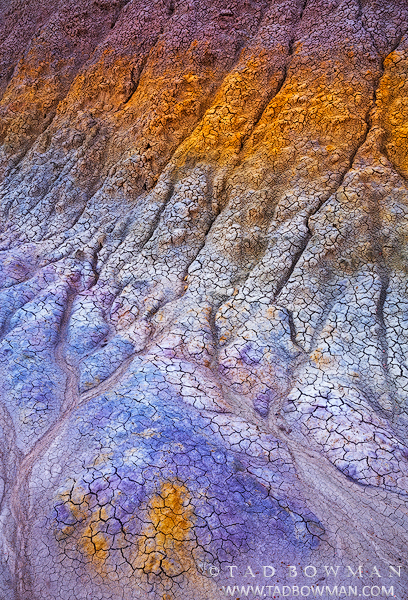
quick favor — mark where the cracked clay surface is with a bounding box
[1,0,408,598]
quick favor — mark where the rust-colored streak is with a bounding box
[133,481,194,577]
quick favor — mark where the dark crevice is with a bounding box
[120,53,150,108]
[376,274,390,376]
[273,229,311,300]
[286,308,303,351]
[305,120,370,234]
[0,300,14,344]
[91,239,103,284]
[79,202,146,268]
[108,0,132,31]
[118,178,176,264]
[208,301,223,371]
[236,0,308,155]
[83,177,177,295]
[167,0,175,16]
[373,260,397,419]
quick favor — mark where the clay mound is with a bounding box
[1,1,408,598]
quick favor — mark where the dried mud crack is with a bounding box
[1,1,408,599]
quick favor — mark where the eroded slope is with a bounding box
[1,1,408,598]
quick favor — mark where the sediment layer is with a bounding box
[1,1,408,598]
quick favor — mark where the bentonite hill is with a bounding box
[1,0,408,598]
